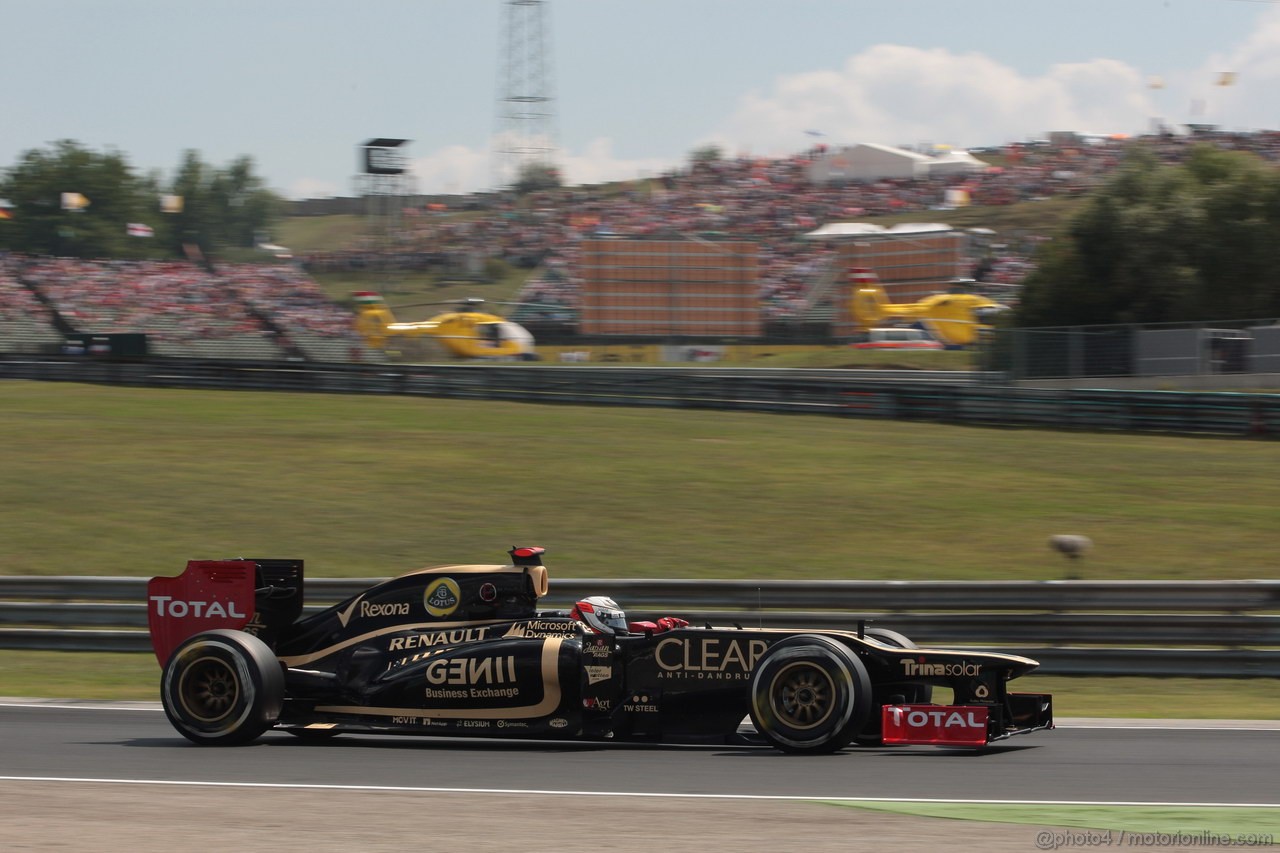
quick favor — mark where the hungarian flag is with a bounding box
[127,222,155,237]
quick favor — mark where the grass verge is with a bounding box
[826,802,1280,840]
[4,382,1280,579]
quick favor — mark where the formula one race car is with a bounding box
[147,547,1053,754]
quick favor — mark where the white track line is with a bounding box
[0,776,1277,808]
[0,700,162,712]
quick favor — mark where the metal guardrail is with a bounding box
[5,355,1279,438]
[3,576,1277,676]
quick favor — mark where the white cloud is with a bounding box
[410,144,491,197]
[716,44,1159,153]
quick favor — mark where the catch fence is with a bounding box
[3,576,1277,677]
[4,356,1279,439]
[992,320,1280,381]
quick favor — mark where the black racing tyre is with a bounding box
[855,627,932,747]
[862,627,915,649]
[748,635,872,755]
[862,627,932,704]
[161,629,285,746]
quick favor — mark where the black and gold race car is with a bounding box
[147,547,1053,754]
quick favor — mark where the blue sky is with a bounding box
[5,0,1277,199]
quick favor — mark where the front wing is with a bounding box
[881,693,1054,747]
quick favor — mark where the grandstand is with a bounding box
[0,255,368,362]
[0,259,61,354]
[7,130,1276,362]
[216,264,369,362]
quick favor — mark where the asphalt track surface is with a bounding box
[4,703,1278,853]
[3,702,1278,806]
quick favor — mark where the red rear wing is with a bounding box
[147,561,257,665]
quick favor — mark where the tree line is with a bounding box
[0,140,280,261]
[1016,143,1280,327]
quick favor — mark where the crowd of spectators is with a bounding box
[2,254,364,359]
[19,257,269,343]
[298,128,1280,320]
[292,134,1121,317]
[217,263,369,360]
[5,128,1277,357]
[218,263,360,338]
[0,254,54,324]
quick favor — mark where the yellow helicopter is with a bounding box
[848,268,1009,347]
[352,292,538,360]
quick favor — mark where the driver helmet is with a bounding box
[569,595,628,636]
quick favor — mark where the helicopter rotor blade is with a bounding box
[389,299,485,310]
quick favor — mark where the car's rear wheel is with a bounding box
[749,635,871,754]
[161,629,284,746]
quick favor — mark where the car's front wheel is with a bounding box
[856,626,932,746]
[161,629,284,746]
[748,635,871,754]
[863,627,933,704]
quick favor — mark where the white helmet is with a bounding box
[570,595,628,636]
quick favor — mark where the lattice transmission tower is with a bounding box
[493,0,560,191]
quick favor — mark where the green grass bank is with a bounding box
[2,380,1277,579]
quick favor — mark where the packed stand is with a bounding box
[16,257,291,360]
[305,129,1280,323]
[8,128,1275,358]
[4,255,369,361]
[0,253,62,353]
[217,263,369,361]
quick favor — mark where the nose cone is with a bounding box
[500,321,535,351]
[998,652,1040,678]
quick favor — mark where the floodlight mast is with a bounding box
[493,0,560,191]
[356,139,414,255]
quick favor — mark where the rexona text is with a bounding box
[359,601,410,618]
[150,596,247,619]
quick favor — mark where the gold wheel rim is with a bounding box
[178,655,240,724]
[770,662,836,731]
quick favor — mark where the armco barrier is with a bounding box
[4,355,1280,438]
[3,576,1278,676]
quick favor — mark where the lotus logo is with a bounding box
[424,577,461,617]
